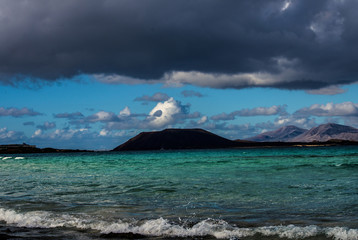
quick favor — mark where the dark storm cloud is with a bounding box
[1,0,358,89]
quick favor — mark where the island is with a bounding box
[0,143,91,154]
[112,123,358,151]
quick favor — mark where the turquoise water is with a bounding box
[0,147,357,239]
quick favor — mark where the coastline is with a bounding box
[0,143,93,154]
[1,140,358,154]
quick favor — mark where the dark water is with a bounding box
[1,147,357,239]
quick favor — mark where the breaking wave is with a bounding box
[0,156,25,160]
[1,208,357,239]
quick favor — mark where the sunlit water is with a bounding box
[0,146,357,239]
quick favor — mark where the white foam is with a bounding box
[2,157,12,160]
[0,208,66,228]
[14,157,25,160]
[326,227,358,240]
[256,225,320,239]
[0,208,357,239]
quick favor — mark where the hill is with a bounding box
[0,143,91,154]
[246,125,307,142]
[290,123,358,142]
[112,128,239,151]
[246,123,358,143]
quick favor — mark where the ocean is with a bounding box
[0,146,357,240]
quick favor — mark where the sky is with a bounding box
[1,0,358,150]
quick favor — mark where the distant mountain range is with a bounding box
[247,123,358,142]
[290,123,358,142]
[246,125,307,142]
[113,123,358,151]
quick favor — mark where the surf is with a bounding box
[0,208,357,239]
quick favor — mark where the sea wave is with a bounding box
[0,208,357,239]
[0,156,25,160]
[331,163,358,168]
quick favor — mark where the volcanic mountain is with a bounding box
[112,128,239,151]
[246,125,307,142]
[113,124,358,151]
[290,123,358,142]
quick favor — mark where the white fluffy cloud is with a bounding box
[295,102,358,117]
[88,111,118,122]
[274,115,317,129]
[32,128,90,140]
[69,107,133,125]
[103,97,195,130]
[119,106,131,116]
[148,97,182,128]
[29,127,131,150]
[32,129,42,138]
[197,116,208,124]
[99,129,126,137]
[0,127,26,143]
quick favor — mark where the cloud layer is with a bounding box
[1,0,358,89]
[294,102,358,117]
[0,107,41,117]
[134,92,170,103]
[212,105,287,120]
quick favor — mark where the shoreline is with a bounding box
[1,140,358,154]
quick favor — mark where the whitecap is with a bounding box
[326,227,358,240]
[0,208,357,239]
[14,157,25,160]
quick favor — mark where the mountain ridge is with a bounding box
[246,125,308,142]
[247,123,358,142]
[291,123,358,142]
